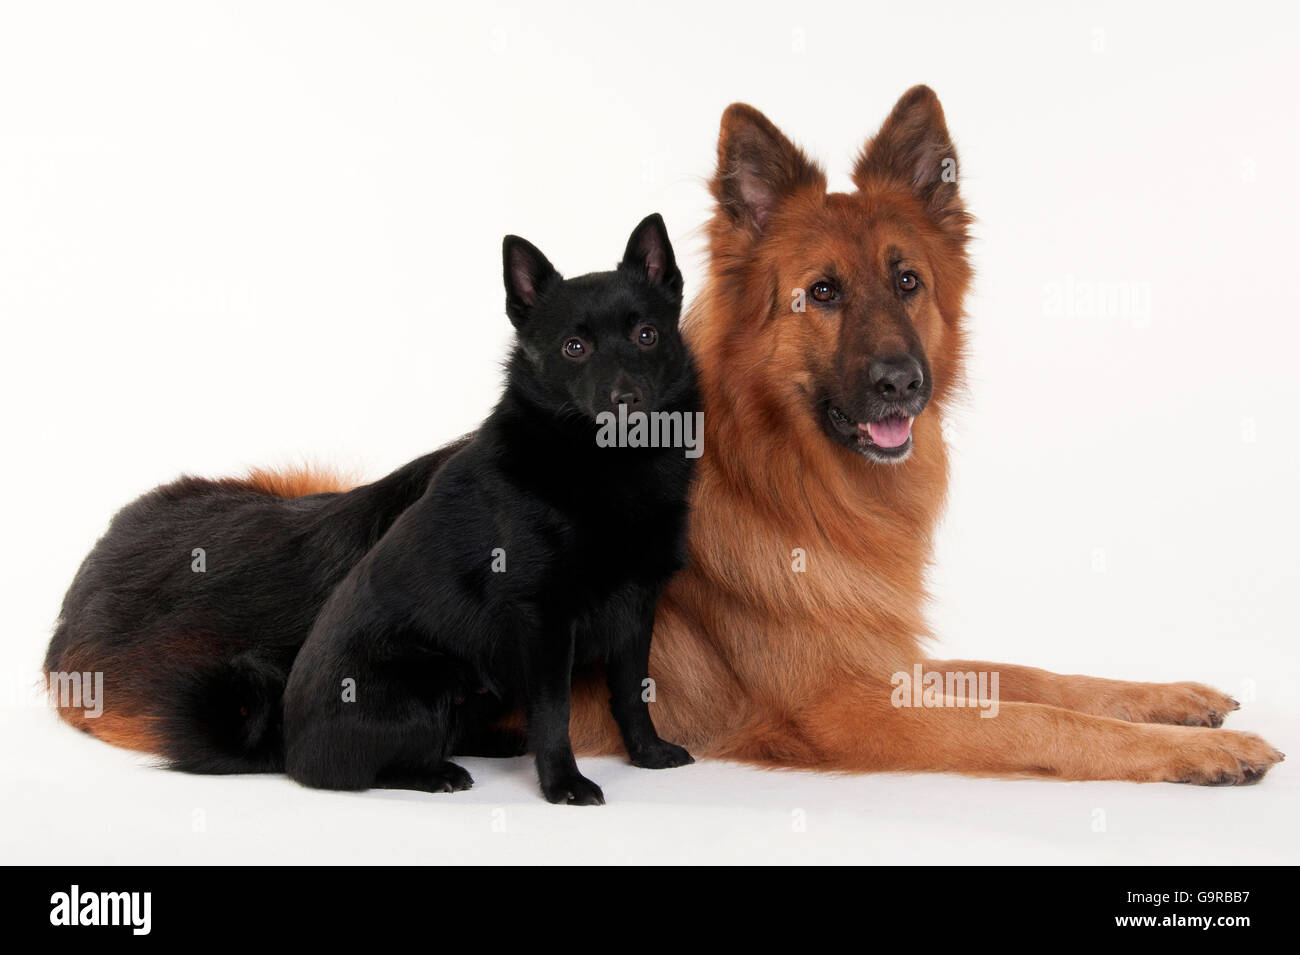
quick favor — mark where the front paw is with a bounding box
[1158,728,1284,785]
[629,738,694,770]
[1113,682,1241,728]
[541,773,606,806]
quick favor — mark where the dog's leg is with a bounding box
[924,659,1239,726]
[604,589,694,770]
[525,628,605,805]
[796,688,1283,783]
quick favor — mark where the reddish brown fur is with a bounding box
[563,88,1283,785]
[58,709,163,754]
[50,643,164,753]
[236,466,354,499]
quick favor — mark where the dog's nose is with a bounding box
[868,356,924,400]
[611,387,643,407]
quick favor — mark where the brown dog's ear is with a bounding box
[713,104,825,235]
[854,86,967,235]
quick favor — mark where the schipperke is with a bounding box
[281,213,697,804]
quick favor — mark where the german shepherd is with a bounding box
[283,214,696,804]
[47,87,1282,786]
[555,86,1284,784]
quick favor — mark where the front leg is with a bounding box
[924,659,1239,727]
[604,589,693,770]
[525,627,604,805]
[797,683,1282,784]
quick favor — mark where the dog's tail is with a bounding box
[159,650,288,773]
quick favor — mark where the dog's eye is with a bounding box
[562,338,588,361]
[635,324,658,348]
[898,271,920,293]
[810,281,838,303]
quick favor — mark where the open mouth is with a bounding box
[826,404,915,461]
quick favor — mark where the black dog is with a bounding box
[280,214,697,804]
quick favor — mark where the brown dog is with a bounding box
[555,86,1284,784]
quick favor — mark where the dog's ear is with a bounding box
[713,104,825,235]
[503,236,560,327]
[853,86,968,237]
[619,213,683,301]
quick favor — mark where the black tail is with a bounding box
[162,651,288,774]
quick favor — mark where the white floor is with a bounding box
[3,697,1294,865]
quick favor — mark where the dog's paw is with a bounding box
[629,739,694,770]
[1110,681,1240,728]
[541,773,606,806]
[431,761,475,793]
[376,761,474,794]
[1160,729,1284,785]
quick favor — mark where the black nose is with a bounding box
[868,355,924,400]
[611,387,643,407]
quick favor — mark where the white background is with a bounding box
[2,0,1297,864]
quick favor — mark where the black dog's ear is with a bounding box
[619,213,683,300]
[503,236,560,327]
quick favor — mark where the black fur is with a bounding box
[281,214,697,804]
[46,445,466,772]
[46,216,698,798]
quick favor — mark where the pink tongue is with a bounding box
[863,416,911,448]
